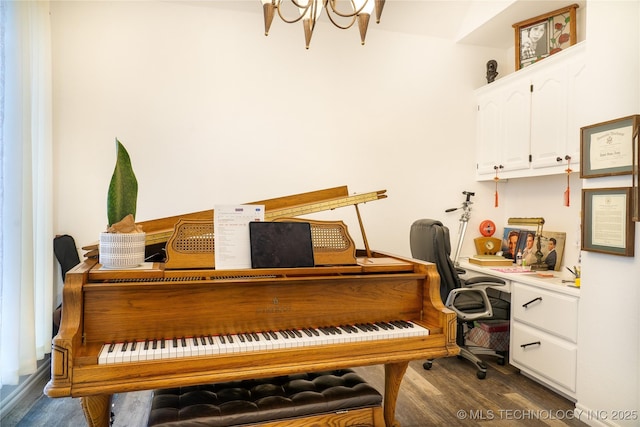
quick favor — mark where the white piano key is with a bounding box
[130,340,141,362]
[111,343,125,364]
[98,342,113,365]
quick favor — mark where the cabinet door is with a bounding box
[501,80,531,172]
[530,44,586,170]
[476,93,502,175]
[565,53,588,165]
[476,81,530,176]
[530,61,568,169]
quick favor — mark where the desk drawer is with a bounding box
[512,282,578,342]
[511,322,577,393]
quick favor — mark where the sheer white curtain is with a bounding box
[0,0,54,387]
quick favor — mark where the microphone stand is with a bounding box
[447,191,475,266]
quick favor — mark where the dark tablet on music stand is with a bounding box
[249,222,315,268]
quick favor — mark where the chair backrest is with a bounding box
[410,219,461,301]
[53,234,80,281]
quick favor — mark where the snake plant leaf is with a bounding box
[107,139,138,227]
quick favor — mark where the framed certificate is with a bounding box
[580,115,640,178]
[582,187,635,256]
[633,124,639,221]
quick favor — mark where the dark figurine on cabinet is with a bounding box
[486,60,498,83]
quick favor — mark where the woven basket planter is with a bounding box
[99,232,146,269]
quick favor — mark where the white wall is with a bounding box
[50,1,504,259]
[574,1,640,426]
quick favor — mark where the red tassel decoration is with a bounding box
[564,156,572,207]
[493,165,501,207]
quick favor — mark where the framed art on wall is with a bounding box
[580,115,640,178]
[582,187,635,257]
[513,4,578,70]
[633,123,639,221]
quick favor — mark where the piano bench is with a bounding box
[147,369,384,427]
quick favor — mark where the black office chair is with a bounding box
[53,234,81,336]
[410,219,510,379]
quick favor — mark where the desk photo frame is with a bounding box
[580,115,639,178]
[582,187,635,257]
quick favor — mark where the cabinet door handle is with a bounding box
[520,341,541,349]
[522,296,542,308]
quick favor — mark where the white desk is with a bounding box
[458,258,580,400]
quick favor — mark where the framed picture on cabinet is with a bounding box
[513,4,578,70]
[582,187,635,257]
[580,115,640,178]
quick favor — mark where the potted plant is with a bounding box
[98,139,146,268]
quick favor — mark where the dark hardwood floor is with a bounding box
[3,355,586,427]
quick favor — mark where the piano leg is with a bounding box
[80,394,112,427]
[384,361,409,427]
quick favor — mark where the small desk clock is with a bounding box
[474,220,502,255]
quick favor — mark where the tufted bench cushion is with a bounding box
[147,369,383,427]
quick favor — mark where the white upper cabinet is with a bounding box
[475,42,586,181]
[476,78,530,176]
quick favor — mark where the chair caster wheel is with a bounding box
[497,358,506,366]
[476,370,487,380]
[423,361,433,370]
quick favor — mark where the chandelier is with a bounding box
[261,0,387,49]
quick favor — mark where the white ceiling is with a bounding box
[173,1,586,48]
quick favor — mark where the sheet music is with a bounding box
[214,205,265,269]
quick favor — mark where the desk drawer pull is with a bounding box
[520,341,541,349]
[522,297,542,308]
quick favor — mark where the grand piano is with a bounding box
[45,186,458,427]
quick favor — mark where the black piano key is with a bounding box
[161,340,166,349]
[131,340,137,351]
[144,339,150,350]
[269,331,278,339]
[375,321,389,330]
[173,337,178,348]
[152,339,158,350]
[121,341,128,351]
[262,332,271,340]
[391,320,406,329]
[220,335,226,344]
[108,342,116,353]
[181,337,187,347]
[251,332,260,341]
[200,336,206,345]
[207,335,214,345]
[355,324,368,332]
[227,334,234,343]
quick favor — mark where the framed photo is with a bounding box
[633,124,639,221]
[501,227,565,271]
[580,115,640,178]
[582,187,635,257]
[513,4,578,70]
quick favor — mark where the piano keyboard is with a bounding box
[98,320,429,365]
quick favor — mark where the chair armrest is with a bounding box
[464,276,505,288]
[444,288,493,321]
